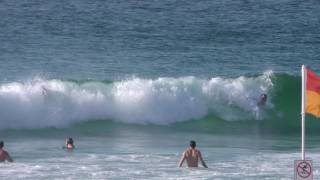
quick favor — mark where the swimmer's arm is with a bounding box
[199,151,208,168]
[6,152,13,162]
[178,152,186,167]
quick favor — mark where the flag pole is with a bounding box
[301,65,306,160]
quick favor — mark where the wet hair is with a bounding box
[0,141,3,148]
[67,138,73,145]
[190,140,196,148]
[261,94,267,100]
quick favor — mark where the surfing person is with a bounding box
[178,140,208,168]
[41,86,48,96]
[63,137,75,150]
[0,141,13,162]
[257,93,267,106]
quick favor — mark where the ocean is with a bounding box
[1,0,320,179]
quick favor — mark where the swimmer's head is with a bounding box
[261,94,267,101]
[0,141,3,148]
[67,138,73,145]
[190,140,196,149]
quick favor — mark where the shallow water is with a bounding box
[1,126,319,179]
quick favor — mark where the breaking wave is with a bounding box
[0,71,274,129]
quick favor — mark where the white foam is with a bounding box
[0,72,273,129]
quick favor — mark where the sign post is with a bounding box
[295,65,313,180]
[301,65,306,160]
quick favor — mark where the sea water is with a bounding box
[1,0,320,179]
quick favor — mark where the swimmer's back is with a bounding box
[184,148,200,167]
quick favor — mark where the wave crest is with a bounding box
[0,72,274,129]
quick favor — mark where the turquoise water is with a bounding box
[1,124,320,179]
[1,0,320,179]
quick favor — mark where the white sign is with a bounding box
[294,160,313,180]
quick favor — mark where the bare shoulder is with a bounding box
[184,149,191,155]
[181,150,187,156]
[2,150,9,155]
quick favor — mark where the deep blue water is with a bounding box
[1,0,320,82]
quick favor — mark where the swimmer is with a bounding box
[41,86,48,96]
[0,141,13,162]
[63,137,75,150]
[178,140,208,168]
[258,93,267,106]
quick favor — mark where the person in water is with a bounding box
[41,86,50,96]
[178,140,208,168]
[257,93,267,106]
[63,137,75,150]
[0,141,13,162]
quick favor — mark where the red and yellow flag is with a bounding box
[306,68,320,117]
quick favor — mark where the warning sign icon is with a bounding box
[294,160,313,180]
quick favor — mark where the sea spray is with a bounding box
[0,72,274,129]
